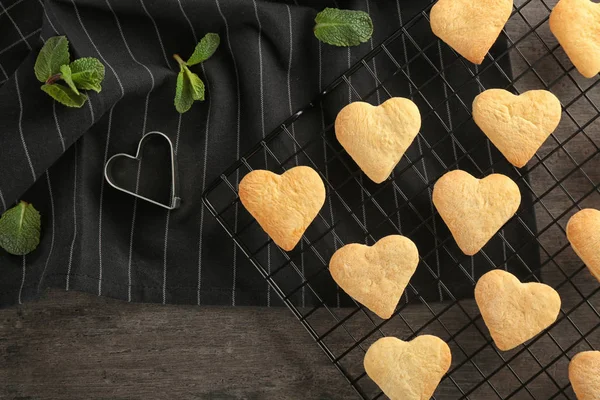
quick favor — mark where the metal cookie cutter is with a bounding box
[104,131,182,210]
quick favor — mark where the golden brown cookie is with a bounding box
[550,0,600,79]
[335,97,421,184]
[432,170,521,255]
[569,351,600,400]
[329,235,419,319]
[364,336,452,400]
[566,208,600,283]
[238,166,325,251]
[430,0,513,64]
[473,89,562,168]
[475,269,561,351]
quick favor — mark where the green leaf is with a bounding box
[59,64,80,95]
[186,33,220,66]
[174,66,205,113]
[175,69,193,114]
[70,57,105,93]
[185,67,205,101]
[34,36,70,83]
[0,201,41,256]
[313,8,373,47]
[41,83,87,108]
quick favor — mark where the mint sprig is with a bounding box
[34,36,69,83]
[0,201,41,256]
[314,8,373,47]
[173,33,220,114]
[34,36,105,108]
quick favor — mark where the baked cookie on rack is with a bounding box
[335,97,421,184]
[238,166,325,251]
[364,336,452,400]
[430,0,513,64]
[329,235,419,319]
[550,0,600,79]
[569,351,600,400]
[473,89,562,168]
[566,208,600,283]
[475,269,561,351]
[432,170,521,255]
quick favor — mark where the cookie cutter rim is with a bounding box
[104,131,182,210]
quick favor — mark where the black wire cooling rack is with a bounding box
[203,0,600,398]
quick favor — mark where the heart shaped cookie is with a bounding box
[432,170,521,255]
[569,351,600,400]
[473,89,562,168]
[329,235,419,319]
[567,208,600,283]
[550,0,600,78]
[430,0,513,64]
[475,269,561,351]
[364,336,452,400]
[335,97,421,184]
[238,166,326,251]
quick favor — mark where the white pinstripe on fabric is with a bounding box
[65,142,78,291]
[474,64,508,271]
[365,0,407,304]
[40,0,60,36]
[176,0,216,306]
[19,255,26,304]
[434,55,452,301]
[173,0,209,306]
[99,105,115,293]
[318,38,342,308]
[348,11,369,246]
[34,32,62,297]
[251,0,271,306]
[0,62,8,81]
[365,0,404,238]
[177,0,196,41]
[324,0,341,308]
[0,187,5,211]
[70,0,125,93]
[0,28,41,57]
[437,43,458,163]
[38,172,56,293]
[0,0,25,19]
[139,0,171,69]
[215,0,241,306]
[14,70,36,181]
[162,114,182,304]
[197,63,212,306]
[395,0,442,301]
[284,4,305,307]
[72,0,126,294]
[106,0,156,299]
[52,102,66,150]
[0,0,31,50]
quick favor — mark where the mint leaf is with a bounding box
[0,201,41,256]
[70,57,105,93]
[175,68,193,114]
[34,36,70,83]
[185,67,205,101]
[186,33,220,66]
[174,65,205,113]
[314,8,373,47]
[59,64,80,94]
[41,83,87,108]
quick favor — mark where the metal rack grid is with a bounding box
[203,0,600,398]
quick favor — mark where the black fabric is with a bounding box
[0,0,540,307]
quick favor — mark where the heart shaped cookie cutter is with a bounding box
[104,131,182,210]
